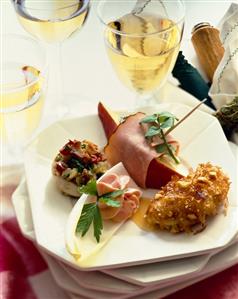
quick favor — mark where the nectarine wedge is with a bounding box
[98,102,119,139]
[98,102,187,189]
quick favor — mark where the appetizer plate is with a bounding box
[105,141,238,286]
[12,178,35,241]
[40,239,238,299]
[128,239,238,299]
[59,260,142,294]
[102,254,211,287]
[12,174,238,298]
[11,179,143,294]
[12,179,212,289]
[23,103,238,269]
[10,181,238,299]
[68,237,238,298]
[41,253,129,299]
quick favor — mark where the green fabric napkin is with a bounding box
[172,51,216,110]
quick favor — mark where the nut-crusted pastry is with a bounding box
[146,163,230,233]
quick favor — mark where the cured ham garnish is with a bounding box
[97,173,130,196]
[97,172,142,222]
[112,189,142,222]
[104,113,181,189]
[66,163,143,258]
[99,195,124,220]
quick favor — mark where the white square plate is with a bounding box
[23,103,237,269]
[12,178,238,299]
[12,178,211,290]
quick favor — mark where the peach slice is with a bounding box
[98,102,187,189]
[98,102,119,139]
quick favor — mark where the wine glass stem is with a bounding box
[47,42,68,118]
[55,42,63,106]
[135,93,155,108]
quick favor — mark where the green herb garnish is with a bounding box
[79,179,97,195]
[76,203,102,242]
[140,112,179,164]
[76,179,124,243]
[99,189,124,207]
[214,96,238,138]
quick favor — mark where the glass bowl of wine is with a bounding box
[0,34,48,165]
[11,0,90,119]
[12,0,90,43]
[97,0,185,108]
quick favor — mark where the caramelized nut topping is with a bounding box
[177,181,191,188]
[187,214,197,220]
[197,177,208,183]
[209,171,217,179]
[146,163,230,234]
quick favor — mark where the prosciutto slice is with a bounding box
[112,189,141,222]
[97,174,129,196]
[96,171,142,222]
[104,113,180,189]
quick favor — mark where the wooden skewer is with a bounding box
[164,98,208,136]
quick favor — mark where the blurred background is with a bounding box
[1,0,235,110]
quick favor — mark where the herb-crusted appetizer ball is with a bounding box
[146,163,230,233]
[52,139,109,197]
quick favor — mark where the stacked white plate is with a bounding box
[12,87,238,299]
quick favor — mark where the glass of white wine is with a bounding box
[11,0,90,118]
[97,0,185,108]
[1,34,47,165]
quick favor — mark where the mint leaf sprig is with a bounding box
[139,99,209,164]
[140,112,180,164]
[76,180,124,243]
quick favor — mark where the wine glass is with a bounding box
[12,0,90,118]
[1,34,47,166]
[97,0,185,108]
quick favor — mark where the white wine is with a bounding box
[105,13,181,94]
[14,0,90,43]
[0,64,45,146]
